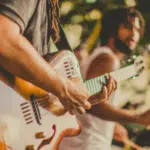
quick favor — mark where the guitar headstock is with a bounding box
[133,55,145,76]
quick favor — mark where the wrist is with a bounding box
[55,74,68,99]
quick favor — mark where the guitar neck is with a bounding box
[84,64,136,95]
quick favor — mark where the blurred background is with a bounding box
[53,0,150,150]
[58,0,150,50]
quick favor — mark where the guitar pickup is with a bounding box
[30,94,42,125]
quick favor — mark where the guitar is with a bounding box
[0,50,144,150]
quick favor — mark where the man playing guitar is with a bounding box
[0,0,116,149]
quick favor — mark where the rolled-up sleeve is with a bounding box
[0,0,38,32]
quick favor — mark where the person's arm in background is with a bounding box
[87,52,150,126]
[113,123,145,150]
[113,122,129,145]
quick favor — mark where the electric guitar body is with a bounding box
[0,50,144,150]
[0,50,82,150]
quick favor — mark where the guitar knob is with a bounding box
[25,145,35,150]
[35,132,45,139]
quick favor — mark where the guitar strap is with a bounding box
[47,0,73,52]
[55,20,73,52]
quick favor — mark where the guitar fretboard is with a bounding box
[84,65,136,95]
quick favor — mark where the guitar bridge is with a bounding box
[20,102,33,125]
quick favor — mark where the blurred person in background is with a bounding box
[60,7,150,150]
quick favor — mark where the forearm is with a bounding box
[0,20,66,98]
[88,102,138,124]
